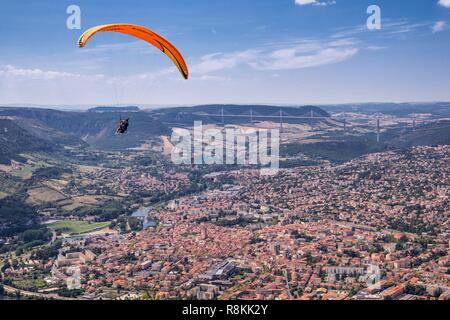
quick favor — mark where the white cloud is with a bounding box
[366,45,388,51]
[0,65,87,80]
[252,47,358,70]
[332,19,430,40]
[191,51,258,74]
[191,38,358,74]
[314,1,336,7]
[0,64,188,105]
[0,64,174,84]
[295,0,317,5]
[295,0,336,6]
[432,21,448,33]
[438,0,450,8]
[190,75,231,82]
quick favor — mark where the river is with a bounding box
[131,207,158,230]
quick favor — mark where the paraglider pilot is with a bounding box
[116,118,129,135]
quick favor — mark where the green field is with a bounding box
[12,278,47,292]
[9,159,51,177]
[48,220,110,235]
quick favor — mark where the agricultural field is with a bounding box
[9,161,50,180]
[47,220,110,235]
[59,195,117,211]
[42,179,69,191]
[26,187,66,204]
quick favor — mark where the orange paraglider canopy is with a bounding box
[78,24,189,80]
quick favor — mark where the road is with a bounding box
[1,284,77,300]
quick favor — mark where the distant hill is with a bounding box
[0,192,39,237]
[88,106,140,113]
[0,118,54,164]
[12,117,87,148]
[387,120,450,148]
[282,136,385,163]
[281,121,450,163]
[0,107,170,150]
[1,105,448,158]
[322,102,450,117]
[152,104,330,125]
[0,105,330,150]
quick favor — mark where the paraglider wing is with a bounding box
[78,24,189,80]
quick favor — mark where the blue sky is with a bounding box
[0,0,450,106]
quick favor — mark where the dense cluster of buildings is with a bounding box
[67,166,189,197]
[2,146,448,300]
[40,145,448,300]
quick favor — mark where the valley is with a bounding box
[0,103,449,300]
